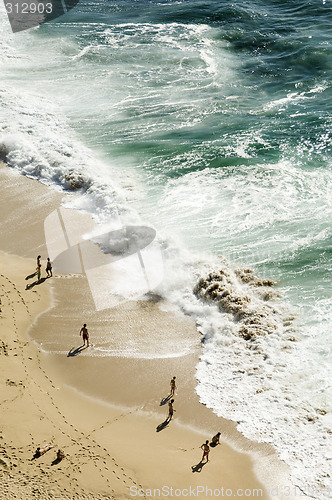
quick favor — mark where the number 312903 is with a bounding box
[5,2,53,14]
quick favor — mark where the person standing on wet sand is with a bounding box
[170,376,176,396]
[36,255,41,280]
[167,399,175,421]
[46,257,53,277]
[201,440,210,463]
[80,323,89,347]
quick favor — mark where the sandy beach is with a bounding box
[0,164,298,499]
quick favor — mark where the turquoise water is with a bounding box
[0,1,331,496]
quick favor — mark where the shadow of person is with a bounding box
[25,272,37,280]
[156,418,170,432]
[25,277,47,290]
[210,442,218,448]
[51,457,63,466]
[191,460,207,473]
[67,345,87,357]
[160,394,172,406]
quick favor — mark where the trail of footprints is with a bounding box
[1,275,31,317]
[1,275,146,498]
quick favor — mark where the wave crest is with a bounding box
[194,266,285,342]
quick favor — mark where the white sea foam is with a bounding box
[0,70,138,226]
[147,153,332,496]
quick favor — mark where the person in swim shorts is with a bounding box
[201,440,210,462]
[46,257,53,277]
[80,323,89,347]
[36,255,41,280]
[167,399,175,421]
[170,376,176,396]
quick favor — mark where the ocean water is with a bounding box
[0,0,331,497]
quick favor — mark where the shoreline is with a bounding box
[0,163,297,499]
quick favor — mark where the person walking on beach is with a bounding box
[46,257,53,277]
[200,440,210,463]
[170,376,176,396]
[80,323,89,347]
[167,399,175,421]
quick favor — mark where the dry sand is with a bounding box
[0,164,298,499]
